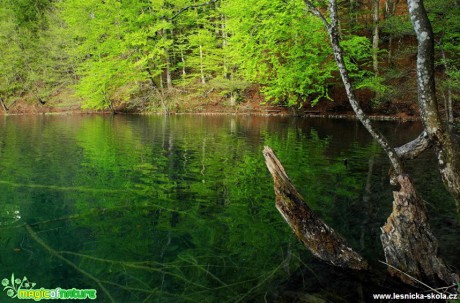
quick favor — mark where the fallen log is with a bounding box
[381,175,459,286]
[263,146,368,271]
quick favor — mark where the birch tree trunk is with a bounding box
[303,0,459,287]
[305,0,404,177]
[407,0,460,210]
[166,53,173,90]
[200,45,205,84]
[180,49,186,80]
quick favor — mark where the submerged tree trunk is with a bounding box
[381,175,458,286]
[263,146,368,271]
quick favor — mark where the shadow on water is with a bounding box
[0,115,458,302]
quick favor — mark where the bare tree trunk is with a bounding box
[305,0,404,177]
[384,1,399,65]
[147,67,168,115]
[0,97,8,113]
[200,45,206,84]
[388,36,393,65]
[104,92,115,114]
[407,0,460,210]
[381,175,458,286]
[180,49,186,80]
[221,13,229,78]
[263,146,368,270]
[372,0,380,75]
[164,29,173,90]
[166,52,173,90]
[350,0,358,23]
[229,93,236,107]
[439,43,454,125]
[304,0,459,287]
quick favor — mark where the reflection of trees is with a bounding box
[0,115,457,302]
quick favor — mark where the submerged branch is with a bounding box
[58,251,211,290]
[0,180,135,194]
[263,146,368,270]
[1,205,186,231]
[25,224,115,303]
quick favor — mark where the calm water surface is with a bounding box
[0,115,458,302]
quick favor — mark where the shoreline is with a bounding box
[0,109,421,122]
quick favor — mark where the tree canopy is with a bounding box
[0,0,458,114]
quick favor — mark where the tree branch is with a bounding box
[312,0,405,176]
[304,1,330,29]
[407,0,460,209]
[395,131,431,160]
[169,0,218,20]
[25,224,115,302]
[0,97,8,113]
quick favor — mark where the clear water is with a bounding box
[0,115,457,302]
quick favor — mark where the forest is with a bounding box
[0,0,460,302]
[0,0,458,117]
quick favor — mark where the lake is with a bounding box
[0,114,458,302]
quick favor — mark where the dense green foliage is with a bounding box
[223,0,335,106]
[0,0,458,112]
[426,0,460,115]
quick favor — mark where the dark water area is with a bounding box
[0,115,458,302]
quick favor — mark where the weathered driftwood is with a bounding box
[263,146,368,270]
[381,175,459,286]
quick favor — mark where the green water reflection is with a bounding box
[0,115,458,302]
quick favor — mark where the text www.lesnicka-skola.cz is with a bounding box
[372,293,458,300]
